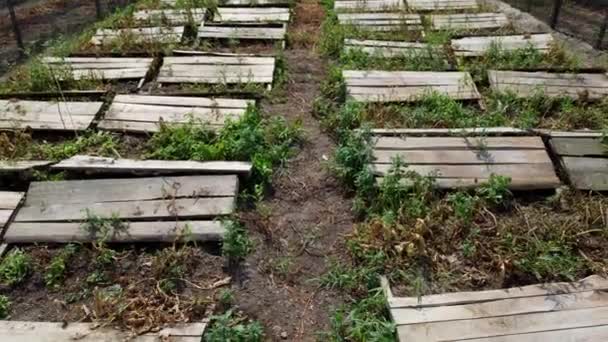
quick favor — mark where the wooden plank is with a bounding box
[369,127,526,136]
[0,100,104,115]
[374,136,545,150]
[68,68,151,80]
[534,129,604,138]
[561,157,608,190]
[398,306,608,341]
[377,176,561,190]
[431,13,508,30]
[0,321,206,341]
[5,220,225,243]
[373,149,552,164]
[103,103,244,123]
[90,26,185,46]
[133,8,206,25]
[23,175,239,206]
[488,70,608,100]
[163,56,275,65]
[372,163,559,182]
[158,56,275,84]
[344,39,434,58]
[42,57,153,81]
[0,160,52,172]
[392,290,608,325]
[213,7,290,23]
[448,325,608,342]
[452,34,553,57]
[112,94,254,108]
[335,0,404,10]
[550,137,605,156]
[43,57,154,64]
[14,197,235,222]
[337,12,422,30]
[52,155,253,176]
[408,0,478,10]
[198,25,286,40]
[388,274,608,308]
[223,0,291,5]
[98,120,223,133]
[0,210,12,228]
[0,191,23,209]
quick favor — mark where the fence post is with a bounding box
[94,0,102,19]
[550,0,562,29]
[6,0,25,56]
[597,11,608,49]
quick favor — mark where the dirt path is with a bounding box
[232,2,354,340]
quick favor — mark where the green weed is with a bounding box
[44,244,78,289]
[341,46,448,71]
[476,174,512,206]
[0,295,10,319]
[204,310,264,342]
[222,220,254,261]
[80,209,128,244]
[0,249,31,286]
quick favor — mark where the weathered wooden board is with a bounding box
[0,191,23,229]
[388,275,608,342]
[452,34,553,57]
[43,57,154,81]
[0,160,52,172]
[369,127,526,136]
[7,175,238,242]
[372,134,560,189]
[99,94,253,132]
[0,321,207,341]
[337,12,423,31]
[488,70,608,100]
[334,0,404,11]
[90,26,185,46]
[213,7,290,23]
[561,157,608,190]
[198,23,287,40]
[344,70,480,102]
[157,55,275,85]
[550,137,605,156]
[0,99,102,131]
[344,39,435,58]
[222,0,291,5]
[52,155,253,176]
[407,0,477,10]
[133,8,206,25]
[430,13,509,30]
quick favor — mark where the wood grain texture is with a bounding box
[334,0,404,10]
[90,26,184,45]
[550,137,605,156]
[561,157,608,190]
[42,57,153,81]
[337,12,422,31]
[52,155,253,176]
[452,34,553,57]
[430,12,508,30]
[369,127,526,136]
[213,7,290,23]
[133,8,206,25]
[407,0,478,10]
[198,25,286,40]
[488,70,608,100]
[0,99,102,131]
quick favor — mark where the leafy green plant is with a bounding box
[35,131,119,161]
[0,295,10,319]
[44,244,78,289]
[80,209,128,244]
[476,174,512,206]
[0,249,31,286]
[204,310,264,342]
[513,239,582,281]
[222,220,253,261]
[448,191,479,223]
[331,127,372,188]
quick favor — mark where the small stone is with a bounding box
[280,331,288,339]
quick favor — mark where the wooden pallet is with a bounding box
[337,12,423,31]
[98,94,253,132]
[213,7,290,23]
[53,155,253,176]
[43,57,154,82]
[344,70,480,102]
[407,0,478,11]
[90,26,185,46]
[0,321,207,341]
[451,34,553,57]
[157,55,275,86]
[430,12,509,30]
[4,175,237,243]
[0,192,23,230]
[488,70,608,100]
[334,0,404,11]
[371,132,560,189]
[198,23,287,41]
[382,275,608,341]
[0,99,103,131]
[344,39,436,58]
[133,8,206,25]
[547,132,608,191]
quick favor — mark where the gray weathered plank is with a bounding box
[0,321,206,341]
[90,26,185,46]
[488,70,608,100]
[373,149,552,164]
[213,7,290,23]
[344,39,436,58]
[0,160,52,172]
[368,127,526,136]
[52,155,253,176]
[23,175,239,206]
[374,136,545,150]
[5,221,225,243]
[449,325,608,342]
[344,70,480,102]
[407,0,478,11]
[334,0,404,11]
[198,24,287,40]
[550,137,605,156]
[452,34,553,57]
[223,0,291,5]
[42,57,153,81]
[0,99,102,131]
[133,8,206,25]
[0,191,24,209]
[561,157,608,190]
[337,12,423,31]
[431,13,508,30]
